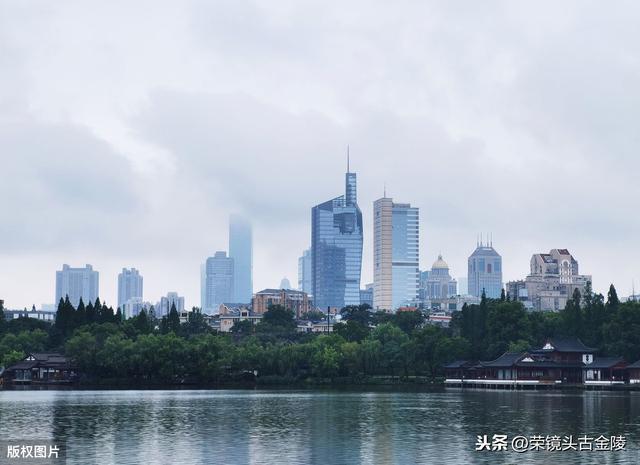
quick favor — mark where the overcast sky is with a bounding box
[1,1,639,309]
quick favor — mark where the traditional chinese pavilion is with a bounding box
[444,338,627,388]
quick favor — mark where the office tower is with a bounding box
[298,248,312,294]
[311,166,363,310]
[229,215,253,303]
[55,264,99,308]
[424,255,457,299]
[203,251,234,314]
[468,239,503,298]
[117,268,143,310]
[373,196,419,310]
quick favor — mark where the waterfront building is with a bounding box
[444,338,628,387]
[156,292,185,317]
[252,288,311,318]
[298,249,312,294]
[311,167,363,310]
[203,252,234,314]
[373,196,419,311]
[229,215,253,303]
[117,268,143,311]
[507,249,592,311]
[424,255,457,299]
[467,241,503,299]
[55,264,99,308]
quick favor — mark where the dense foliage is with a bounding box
[1,284,640,385]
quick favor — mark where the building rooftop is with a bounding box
[532,337,597,354]
[469,246,501,258]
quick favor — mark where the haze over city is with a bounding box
[2,1,640,309]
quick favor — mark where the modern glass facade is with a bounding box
[204,251,234,313]
[373,198,419,310]
[229,215,253,303]
[311,171,363,310]
[467,243,503,298]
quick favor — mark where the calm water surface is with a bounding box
[1,388,639,464]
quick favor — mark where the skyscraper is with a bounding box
[298,248,312,294]
[229,215,253,303]
[311,167,363,310]
[55,264,99,308]
[373,196,419,310]
[203,251,234,313]
[468,239,503,298]
[117,268,143,310]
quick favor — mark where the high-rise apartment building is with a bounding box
[373,196,419,310]
[55,264,99,308]
[117,268,143,310]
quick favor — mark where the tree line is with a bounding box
[1,284,640,385]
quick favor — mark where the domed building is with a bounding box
[425,255,457,299]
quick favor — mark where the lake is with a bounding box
[1,388,639,464]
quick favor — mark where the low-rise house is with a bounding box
[297,320,333,333]
[219,309,263,332]
[1,353,77,385]
[252,289,311,318]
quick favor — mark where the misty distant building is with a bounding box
[373,196,419,311]
[157,292,185,317]
[280,277,293,290]
[203,251,234,314]
[298,248,312,294]
[311,167,363,310]
[55,264,99,308]
[467,241,503,299]
[117,268,143,310]
[229,215,253,303]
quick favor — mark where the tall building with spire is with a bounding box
[373,195,419,310]
[311,158,363,310]
[467,237,503,299]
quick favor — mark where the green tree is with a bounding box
[392,310,424,334]
[370,323,409,377]
[485,300,530,359]
[333,319,370,342]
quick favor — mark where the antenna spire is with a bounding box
[347,145,350,173]
[383,182,386,198]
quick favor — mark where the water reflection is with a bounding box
[0,388,639,464]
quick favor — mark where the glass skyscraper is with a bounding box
[229,215,253,303]
[311,170,363,310]
[373,197,419,310]
[467,240,503,298]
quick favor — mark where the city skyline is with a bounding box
[2,2,640,309]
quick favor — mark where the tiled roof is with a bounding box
[480,352,525,368]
